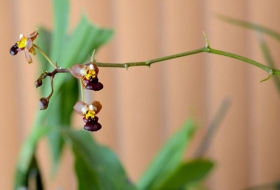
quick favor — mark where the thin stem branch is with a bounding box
[47,76,54,100]
[80,79,84,102]
[92,46,280,76]
[93,48,205,68]
[34,44,57,69]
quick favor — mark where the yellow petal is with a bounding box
[17,36,27,49]
[85,109,95,119]
[29,47,36,55]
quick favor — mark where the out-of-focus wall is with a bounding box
[2,0,280,189]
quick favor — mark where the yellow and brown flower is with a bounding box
[10,30,38,63]
[70,63,103,91]
[73,101,102,132]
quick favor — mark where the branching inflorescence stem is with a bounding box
[38,33,280,85]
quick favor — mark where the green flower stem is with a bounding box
[80,79,84,102]
[34,44,57,69]
[207,48,280,74]
[94,48,205,68]
[93,46,280,77]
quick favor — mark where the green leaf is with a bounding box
[216,14,280,42]
[63,130,136,190]
[137,119,196,190]
[60,15,113,68]
[50,0,69,65]
[156,159,214,190]
[14,126,53,189]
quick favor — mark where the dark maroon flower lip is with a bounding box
[84,122,102,132]
[10,44,19,55]
[85,81,104,91]
[83,116,101,132]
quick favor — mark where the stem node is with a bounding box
[261,69,274,82]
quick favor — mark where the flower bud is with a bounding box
[35,79,43,88]
[39,97,49,110]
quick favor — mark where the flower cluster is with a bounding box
[10,30,104,132]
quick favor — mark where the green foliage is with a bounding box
[15,127,134,190]
[62,130,136,190]
[137,119,197,190]
[156,159,214,190]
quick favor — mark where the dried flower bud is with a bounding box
[35,79,43,88]
[39,97,49,110]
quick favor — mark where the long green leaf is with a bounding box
[216,14,280,42]
[50,0,69,65]
[156,159,214,190]
[137,119,196,190]
[63,130,136,190]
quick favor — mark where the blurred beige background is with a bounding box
[2,0,280,189]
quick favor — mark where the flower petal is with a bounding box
[26,38,33,50]
[70,64,85,78]
[73,101,88,116]
[29,47,36,55]
[24,49,32,63]
[28,30,39,41]
[92,101,102,114]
